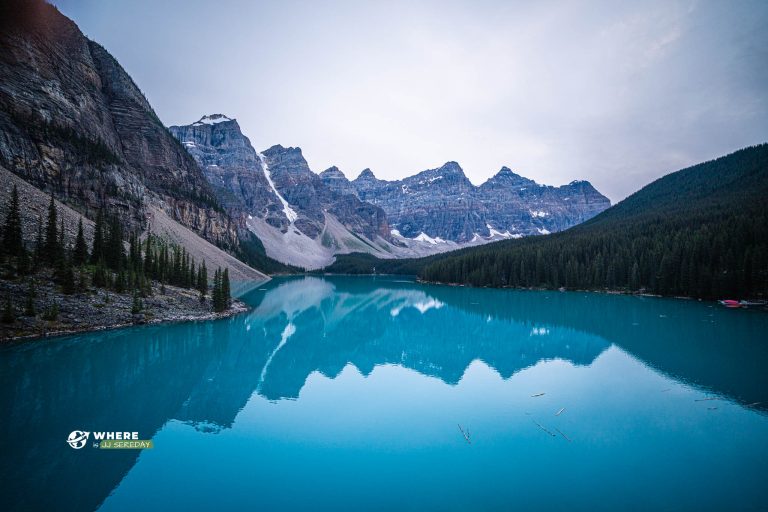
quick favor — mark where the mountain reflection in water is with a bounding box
[1,276,766,511]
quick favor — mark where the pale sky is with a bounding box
[54,0,767,201]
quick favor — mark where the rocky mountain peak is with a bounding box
[262,145,309,178]
[320,166,347,180]
[193,114,233,126]
[355,168,378,181]
[440,161,464,174]
[406,161,471,188]
[482,166,533,188]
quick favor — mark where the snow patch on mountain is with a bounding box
[413,232,447,244]
[193,114,232,126]
[258,152,298,223]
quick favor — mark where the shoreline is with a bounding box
[0,274,257,342]
[309,272,767,307]
[4,300,251,343]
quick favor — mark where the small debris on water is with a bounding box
[531,393,545,398]
[458,424,472,444]
[555,407,565,416]
[555,427,572,442]
[533,420,556,437]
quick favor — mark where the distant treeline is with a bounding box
[325,145,768,300]
[420,145,768,299]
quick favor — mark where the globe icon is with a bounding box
[67,430,89,449]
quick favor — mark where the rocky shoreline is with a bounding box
[0,276,251,341]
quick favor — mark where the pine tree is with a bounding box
[77,268,88,292]
[3,184,24,259]
[114,269,126,293]
[92,261,107,288]
[222,268,230,308]
[61,257,76,295]
[212,268,223,312]
[144,235,153,276]
[131,291,143,314]
[32,215,44,271]
[73,217,88,265]
[90,209,104,264]
[105,214,124,271]
[197,260,208,298]
[57,218,66,265]
[43,195,59,265]
[189,259,196,289]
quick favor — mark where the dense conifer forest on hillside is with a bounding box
[326,144,768,300]
[421,145,768,298]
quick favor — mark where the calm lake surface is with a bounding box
[2,276,768,511]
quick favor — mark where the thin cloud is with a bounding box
[53,0,768,201]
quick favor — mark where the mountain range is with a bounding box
[323,162,609,241]
[170,114,610,269]
[0,0,611,275]
[328,144,768,300]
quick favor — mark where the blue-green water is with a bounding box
[2,276,768,511]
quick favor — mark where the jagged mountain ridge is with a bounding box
[322,162,611,242]
[171,113,610,269]
[170,117,398,269]
[168,115,287,229]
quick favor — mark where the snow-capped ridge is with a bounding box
[192,114,233,126]
[413,232,447,245]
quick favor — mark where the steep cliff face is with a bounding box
[262,145,390,242]
[169,115,287,231]
[323,163,610,242]
[169,119,392,269]
[0,0,238,250]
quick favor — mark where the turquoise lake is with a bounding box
[2,276,768,511]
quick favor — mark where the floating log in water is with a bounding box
[660,389,671,392]
[708,407,719,410]
[694,397,720,402]
[531,393,546,398]
[555,407,565,416]
[555,427,572,442]
[533,420,556,437]
[747,402,762,406]
[458,424,472,444]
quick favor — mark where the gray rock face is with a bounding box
[0,0,239,250]
[261,145,390,242]
[322,163,611,241]
[169,120,390,243]
[169,115,287,231]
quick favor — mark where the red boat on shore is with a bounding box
[718,300,742,308]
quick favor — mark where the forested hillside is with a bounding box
[419,144,768,299]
